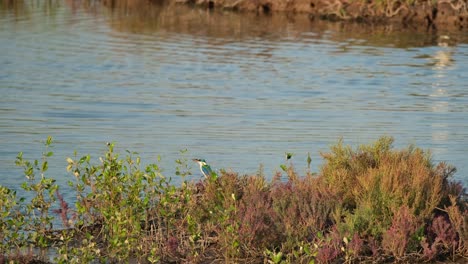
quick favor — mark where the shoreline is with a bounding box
[165,0,468,30]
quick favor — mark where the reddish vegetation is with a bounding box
[2,137,467,263]
[171,0,468,29]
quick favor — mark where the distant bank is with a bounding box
[138,0,468,30]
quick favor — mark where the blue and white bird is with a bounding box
[192,158,213,179]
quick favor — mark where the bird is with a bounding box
[192,158,213,179]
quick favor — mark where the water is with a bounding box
[1,0,468,200]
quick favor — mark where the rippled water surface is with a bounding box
[1,1,468,194]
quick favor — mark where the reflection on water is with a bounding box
[428,44,455,155]
[1,1,468,196]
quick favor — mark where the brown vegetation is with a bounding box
[167,0,468,29]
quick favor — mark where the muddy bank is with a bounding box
[93,0,468,46]
[169,0,468,30]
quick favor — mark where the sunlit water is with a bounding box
[1,1,468,205]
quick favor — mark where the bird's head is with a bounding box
[192,158,207,165]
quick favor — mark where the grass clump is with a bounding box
[0,136,466,263]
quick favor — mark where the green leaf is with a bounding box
[316,231,323,239]
[280,164,287,172]
[76,202,85,214]
[304,245,311,255]
[232,240,239,248]
[42,161,48,172]
[79,155,89,164]
[15,152,23,165]
[46,136,52,145]
[26,166,33,177]
[46,151,54,157]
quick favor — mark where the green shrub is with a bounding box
[321,137,458,241]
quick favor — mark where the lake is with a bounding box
[1,0,467,202]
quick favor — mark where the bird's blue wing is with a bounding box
[201,164,212,178]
